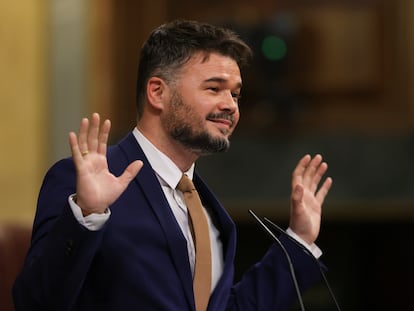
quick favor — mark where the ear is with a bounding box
[146,77,169,111]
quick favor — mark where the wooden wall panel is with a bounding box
[88,0,168,142]
[0,1,47,223]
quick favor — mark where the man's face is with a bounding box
[162,52,242,155]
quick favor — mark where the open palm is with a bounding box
[69,113,143,216]
[289,154,332,244]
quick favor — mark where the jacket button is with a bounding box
[65,238,74,256]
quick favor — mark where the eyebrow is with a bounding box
[204,77,242,89]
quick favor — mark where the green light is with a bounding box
[261,36,287,61]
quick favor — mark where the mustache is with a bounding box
[206,113,235,126]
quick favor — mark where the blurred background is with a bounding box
[1,0,414,310]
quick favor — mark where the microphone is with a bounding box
[248,210,306,311]
[262,216,342,311]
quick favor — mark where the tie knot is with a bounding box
[177,174,196,193]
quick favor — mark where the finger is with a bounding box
[301,155,324,192]
[97,119,111,155]
[311,161,328,190]
[292,154,311,189]
[315,177,333,205]
[69,131,83,165]
[303,154,322,180]
[118,160,143,188]
[78,118,89,154]
[87,113,101,152]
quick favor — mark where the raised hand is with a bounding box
[69,113,143,216]
[289,154,332,244]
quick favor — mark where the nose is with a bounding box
[219,91,238,114]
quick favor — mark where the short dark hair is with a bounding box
[135,19,252,119]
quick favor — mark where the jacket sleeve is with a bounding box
[13,159,106,311]
[226,235,325,311]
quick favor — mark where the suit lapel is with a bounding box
[118,133,194,308]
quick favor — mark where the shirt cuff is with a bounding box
[286,227,323,259]
[68,194,110,231]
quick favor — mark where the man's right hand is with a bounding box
[69,113,143,216]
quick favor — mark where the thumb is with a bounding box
[291,184,304,206]
[118,160,143,187]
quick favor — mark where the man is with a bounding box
[13,20,332,310]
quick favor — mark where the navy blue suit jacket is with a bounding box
[13,132,322,310]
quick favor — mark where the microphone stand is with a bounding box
[248,210,306,311]
[263,217,342,311]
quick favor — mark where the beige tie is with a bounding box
[177,174,212,311]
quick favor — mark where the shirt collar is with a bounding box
[132,127,194,189]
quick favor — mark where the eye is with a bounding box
[208,87,219,93]
[231,92,241,103]
[232,92,241,99]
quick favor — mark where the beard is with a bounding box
[163,91,234,155]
